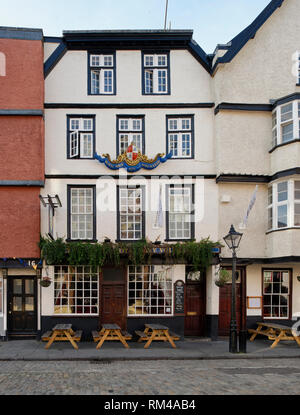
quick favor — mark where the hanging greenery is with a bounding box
[39,235,220,270]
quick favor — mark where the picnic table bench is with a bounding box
[42,324,82,349]
[92,324,132,349]
[248,321,300,349]
[135,324,180,349]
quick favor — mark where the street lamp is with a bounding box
[223,224,243,353]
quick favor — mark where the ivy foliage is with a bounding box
[39,235,220,270]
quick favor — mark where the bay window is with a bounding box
[272,100,300,148]
[268,179,300,230]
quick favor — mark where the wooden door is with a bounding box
[101,285,126,330]
[184,283,205,336]
[7,277,37,333]
[218,270,242,336]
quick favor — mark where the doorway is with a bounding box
[218,268,244,336]
[7,276,37,334]
[184,267,206,336]
[100,267,126,330]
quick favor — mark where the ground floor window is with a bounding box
[54,266,99,315]
[263,270,290,319]
[128,265,173,316]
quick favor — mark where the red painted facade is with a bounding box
[0,31,44,259]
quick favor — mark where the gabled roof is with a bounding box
[213,0,285,70]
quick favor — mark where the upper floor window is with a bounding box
[166,184,194,240]
[272,101,300,148]
[268,179,300,231]
[88,53,116,95]
[67,116,95,159]
[68,186,96,241]
[142,52,170,95]
[117,116,145,156]
[166,115,194,159]
[117,186,145,241]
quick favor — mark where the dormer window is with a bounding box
[88,53,116,95]
[142,52,170,95]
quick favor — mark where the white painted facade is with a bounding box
[39,0,300,339]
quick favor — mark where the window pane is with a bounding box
[145,70,153,93]
[277,182,288,202]
[158,69,167,92]
[277,204,287,228]
[119,188,143,240]
[103,70,113,93]
[91,70,100,94]
[282,122,293,143]
[281,103,293,122]
[295,203,300,226]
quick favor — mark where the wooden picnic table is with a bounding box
[42,324,82,350]
[248,321,300,349]
[92,324,132,349]
[135,324,180,349]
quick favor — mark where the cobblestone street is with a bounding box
[0,358,300,395]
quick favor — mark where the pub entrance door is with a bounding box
[100,267,127,330]
[218,268,244,336]
[184,267,206,336]
[7,276,37,335]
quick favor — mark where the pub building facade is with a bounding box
[2,0,300,342]
[41,29,219,339]
[0,27,44,339]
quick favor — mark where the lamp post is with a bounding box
[223,225,243,353]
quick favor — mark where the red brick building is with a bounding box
[0,27,44,338]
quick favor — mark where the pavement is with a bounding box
[1,336,300,361]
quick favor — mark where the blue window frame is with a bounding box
[116,115,145,156]
[88,52,116,95]
[166,115,194,159]
[142,51,170,95]
[67,115,96,159]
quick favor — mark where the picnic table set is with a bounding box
[42,323,180,350]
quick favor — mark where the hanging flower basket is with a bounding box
[40,277,51,287]
[215,268,231,288]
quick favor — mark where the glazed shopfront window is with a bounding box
[54,266,99,315]
[263,270,290,319]
[128,265,173,316]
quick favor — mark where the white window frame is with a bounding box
[267,179,300,231]
[54,266,99,316]
[127,265,173,317]
[263,270,290,320]
[69,117,94,159]
[143,53,169,95]
[89,53,115,95]
[70,187,94,240]
[167,117,193,159]
[272,100,300,148]
[168,186,192,240]
[119,187,144,241]
[117,117,144,155]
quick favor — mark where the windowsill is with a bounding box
[269,139,300,153]
[164,238,195,242]
[65,239,98,243]
[263,317,289,320]
[128,315,174,318]
[266,227,300,235]
[52,314,99,317]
